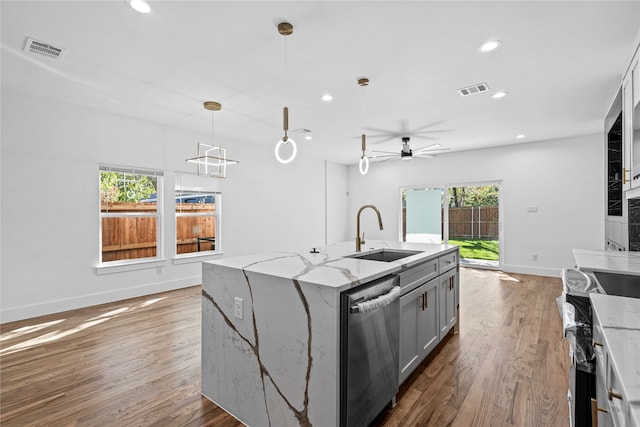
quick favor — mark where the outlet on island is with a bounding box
[234,297,243,319]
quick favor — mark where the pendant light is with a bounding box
[186,101,239,178]
[359,134,369,175]
[275,22,297,164]
[358,77,370,175]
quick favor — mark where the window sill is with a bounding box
[173,252,224,265]
[96,258,168,275]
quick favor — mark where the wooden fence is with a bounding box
[448,206,498,239]
[101,202,215,262]
[401,206,499,241]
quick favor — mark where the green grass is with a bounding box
[448,239,499,261]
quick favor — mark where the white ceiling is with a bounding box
[2,1,639,165]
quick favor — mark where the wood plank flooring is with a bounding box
[1,268,569,426]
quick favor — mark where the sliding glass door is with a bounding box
[401,183,501,269]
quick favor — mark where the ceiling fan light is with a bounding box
[359,155,369,175]
[275,138,297,164]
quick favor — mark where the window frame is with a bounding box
[97,164,165,274]
[173,185,222,261]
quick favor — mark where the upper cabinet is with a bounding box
[623,43,640,197]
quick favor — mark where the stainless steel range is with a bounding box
[561,268,640,427]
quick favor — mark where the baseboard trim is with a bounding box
[500,264,562,278]
[0,277,200,324]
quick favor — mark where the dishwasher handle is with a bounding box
[350,286,401,314]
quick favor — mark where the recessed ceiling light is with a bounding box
[516,134,525,139]
[128,0,151,13]
[305,135,312,140]
[492,91,508,99]
[321,94,333,102]
[478,40,501,53]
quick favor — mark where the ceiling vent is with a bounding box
[24,38,66,60]
[457,83,489,97]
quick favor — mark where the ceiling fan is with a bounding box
[371,136,450,161]
[365,119,453,145]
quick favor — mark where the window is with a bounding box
[99,165,163,264]
[175,188,220,257]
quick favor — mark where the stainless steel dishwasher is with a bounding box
[340,275,400,427]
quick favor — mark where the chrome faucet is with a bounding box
[356,204,383,252]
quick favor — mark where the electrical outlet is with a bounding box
[532,254,538,261]
[234,297,243,319]
[156,266,163,275]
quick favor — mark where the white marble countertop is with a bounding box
[589,293,640,426]
[205,240,458,291]
[573,249,640,276]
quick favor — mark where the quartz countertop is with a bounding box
[205,240,458,291]
[573,249,640,276]
[589,293,640,426]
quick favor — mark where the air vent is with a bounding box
[457,83,489,97]
[24,38,66,60]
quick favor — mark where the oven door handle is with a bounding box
[350,286,400,314]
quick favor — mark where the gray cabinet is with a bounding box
[399,278,438,385]
[398,249,460,385]
[439,267,458,338]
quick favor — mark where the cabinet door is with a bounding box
[439,268,457,337]
[633,57,640,108]
[399,285,423,385]
[417,280,439,357]
[595,373,612,427]
[623,75,634,190]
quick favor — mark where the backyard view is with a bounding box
[448,185,499,263]
[100,171,217,262]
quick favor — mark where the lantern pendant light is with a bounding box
[358,77,370,175]
[275,22,297,164]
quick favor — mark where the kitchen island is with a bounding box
[201,240,459,427]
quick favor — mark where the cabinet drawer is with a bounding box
[438,251,458,273]
[398,258,438,294]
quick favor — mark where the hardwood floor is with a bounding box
[1,268,569,426]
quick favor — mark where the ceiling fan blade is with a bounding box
[411,120,446,132]
[376,156,399,163]
[372,150,398,154]
[367,135,399,145]
[413,143,442,152]
[414,154,435,159]
[406,135,439,141]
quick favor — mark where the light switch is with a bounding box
[234,297,243,319]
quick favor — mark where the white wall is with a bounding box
[0,89,348,322]
[347,134,605,277]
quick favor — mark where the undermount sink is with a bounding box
[345,249,422,262]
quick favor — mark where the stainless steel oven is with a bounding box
[340,275,400,427]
